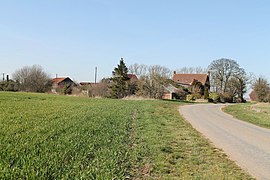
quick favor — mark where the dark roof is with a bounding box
[163,84,183,93]
[172,74,208,85]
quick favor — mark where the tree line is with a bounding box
[108,58,269,103]
[1,58,269,103]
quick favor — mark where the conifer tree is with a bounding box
[110,58,130,98]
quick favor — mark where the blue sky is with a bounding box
[1,0,270,82]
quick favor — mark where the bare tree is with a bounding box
[208,59,252,102]
[128,63,147,78]
[86,78,110,98]
[252,77,270,102]
[13,65,52,92]
[148,65,171,79]
[176,66,207,74]
[208,58,241,93]
[136,65,171,99]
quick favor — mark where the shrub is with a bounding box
[0,81,19,92]
[266,94,270,103]
[55,87,64,94]
[204,88,209,99]
[64,84,73,95]
[173,91,188,100]
[186,94,196,101]
[208,93,220,103]
[193,93,201,99]
[219,93,234,103]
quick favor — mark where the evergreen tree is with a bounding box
[110,58,130,98]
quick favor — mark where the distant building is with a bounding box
[51,77,75,93]
[127,74,138,81]
[172,72,209,87]
[172,71,210,97]
[162,84,187,100]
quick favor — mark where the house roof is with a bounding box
[172,74,208,85]
[52,77,72,85]
[163,84,183,93]
[128,74,138,80]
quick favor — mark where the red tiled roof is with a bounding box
[128,74,138,80]
[172,74,208,85]
[52,78,67,85]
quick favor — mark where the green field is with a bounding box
[0,92,251,179]
[224,102,270,129]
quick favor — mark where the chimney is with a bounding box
[95,66,97,84]
[173,71,176,75]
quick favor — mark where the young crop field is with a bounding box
[224,102,270,129]
[0,92,251,179]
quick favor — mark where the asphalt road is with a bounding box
[179,104,270,179]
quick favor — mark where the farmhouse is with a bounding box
[51,77,75,93]
[52,77,74,88]
[172,71,210,97]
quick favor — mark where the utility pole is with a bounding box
[94,67,97,84]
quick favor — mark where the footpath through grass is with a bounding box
[224,102,270,129]
[0,92,251,179]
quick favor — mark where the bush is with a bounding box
[208,93,220,103]
[64,84,73,95]
[0,80,19,92]
[266,94,270,103]
[186,94,196,101]
[204,88,209,99]
[55,87,64,94]
[173,91,188,100]
[193,93,201,99]
[219,93,234,103]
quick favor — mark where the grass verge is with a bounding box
[132,101,252,179]
[224,102,270,129]
[0,92,252,179]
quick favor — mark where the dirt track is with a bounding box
[180,104,270,179]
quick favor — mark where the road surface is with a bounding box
[179,104,270,179]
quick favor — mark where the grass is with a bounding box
[224,102,270,129]
[0,92,252,179]
[133,101,251,179]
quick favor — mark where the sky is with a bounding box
[1,0,270,82]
